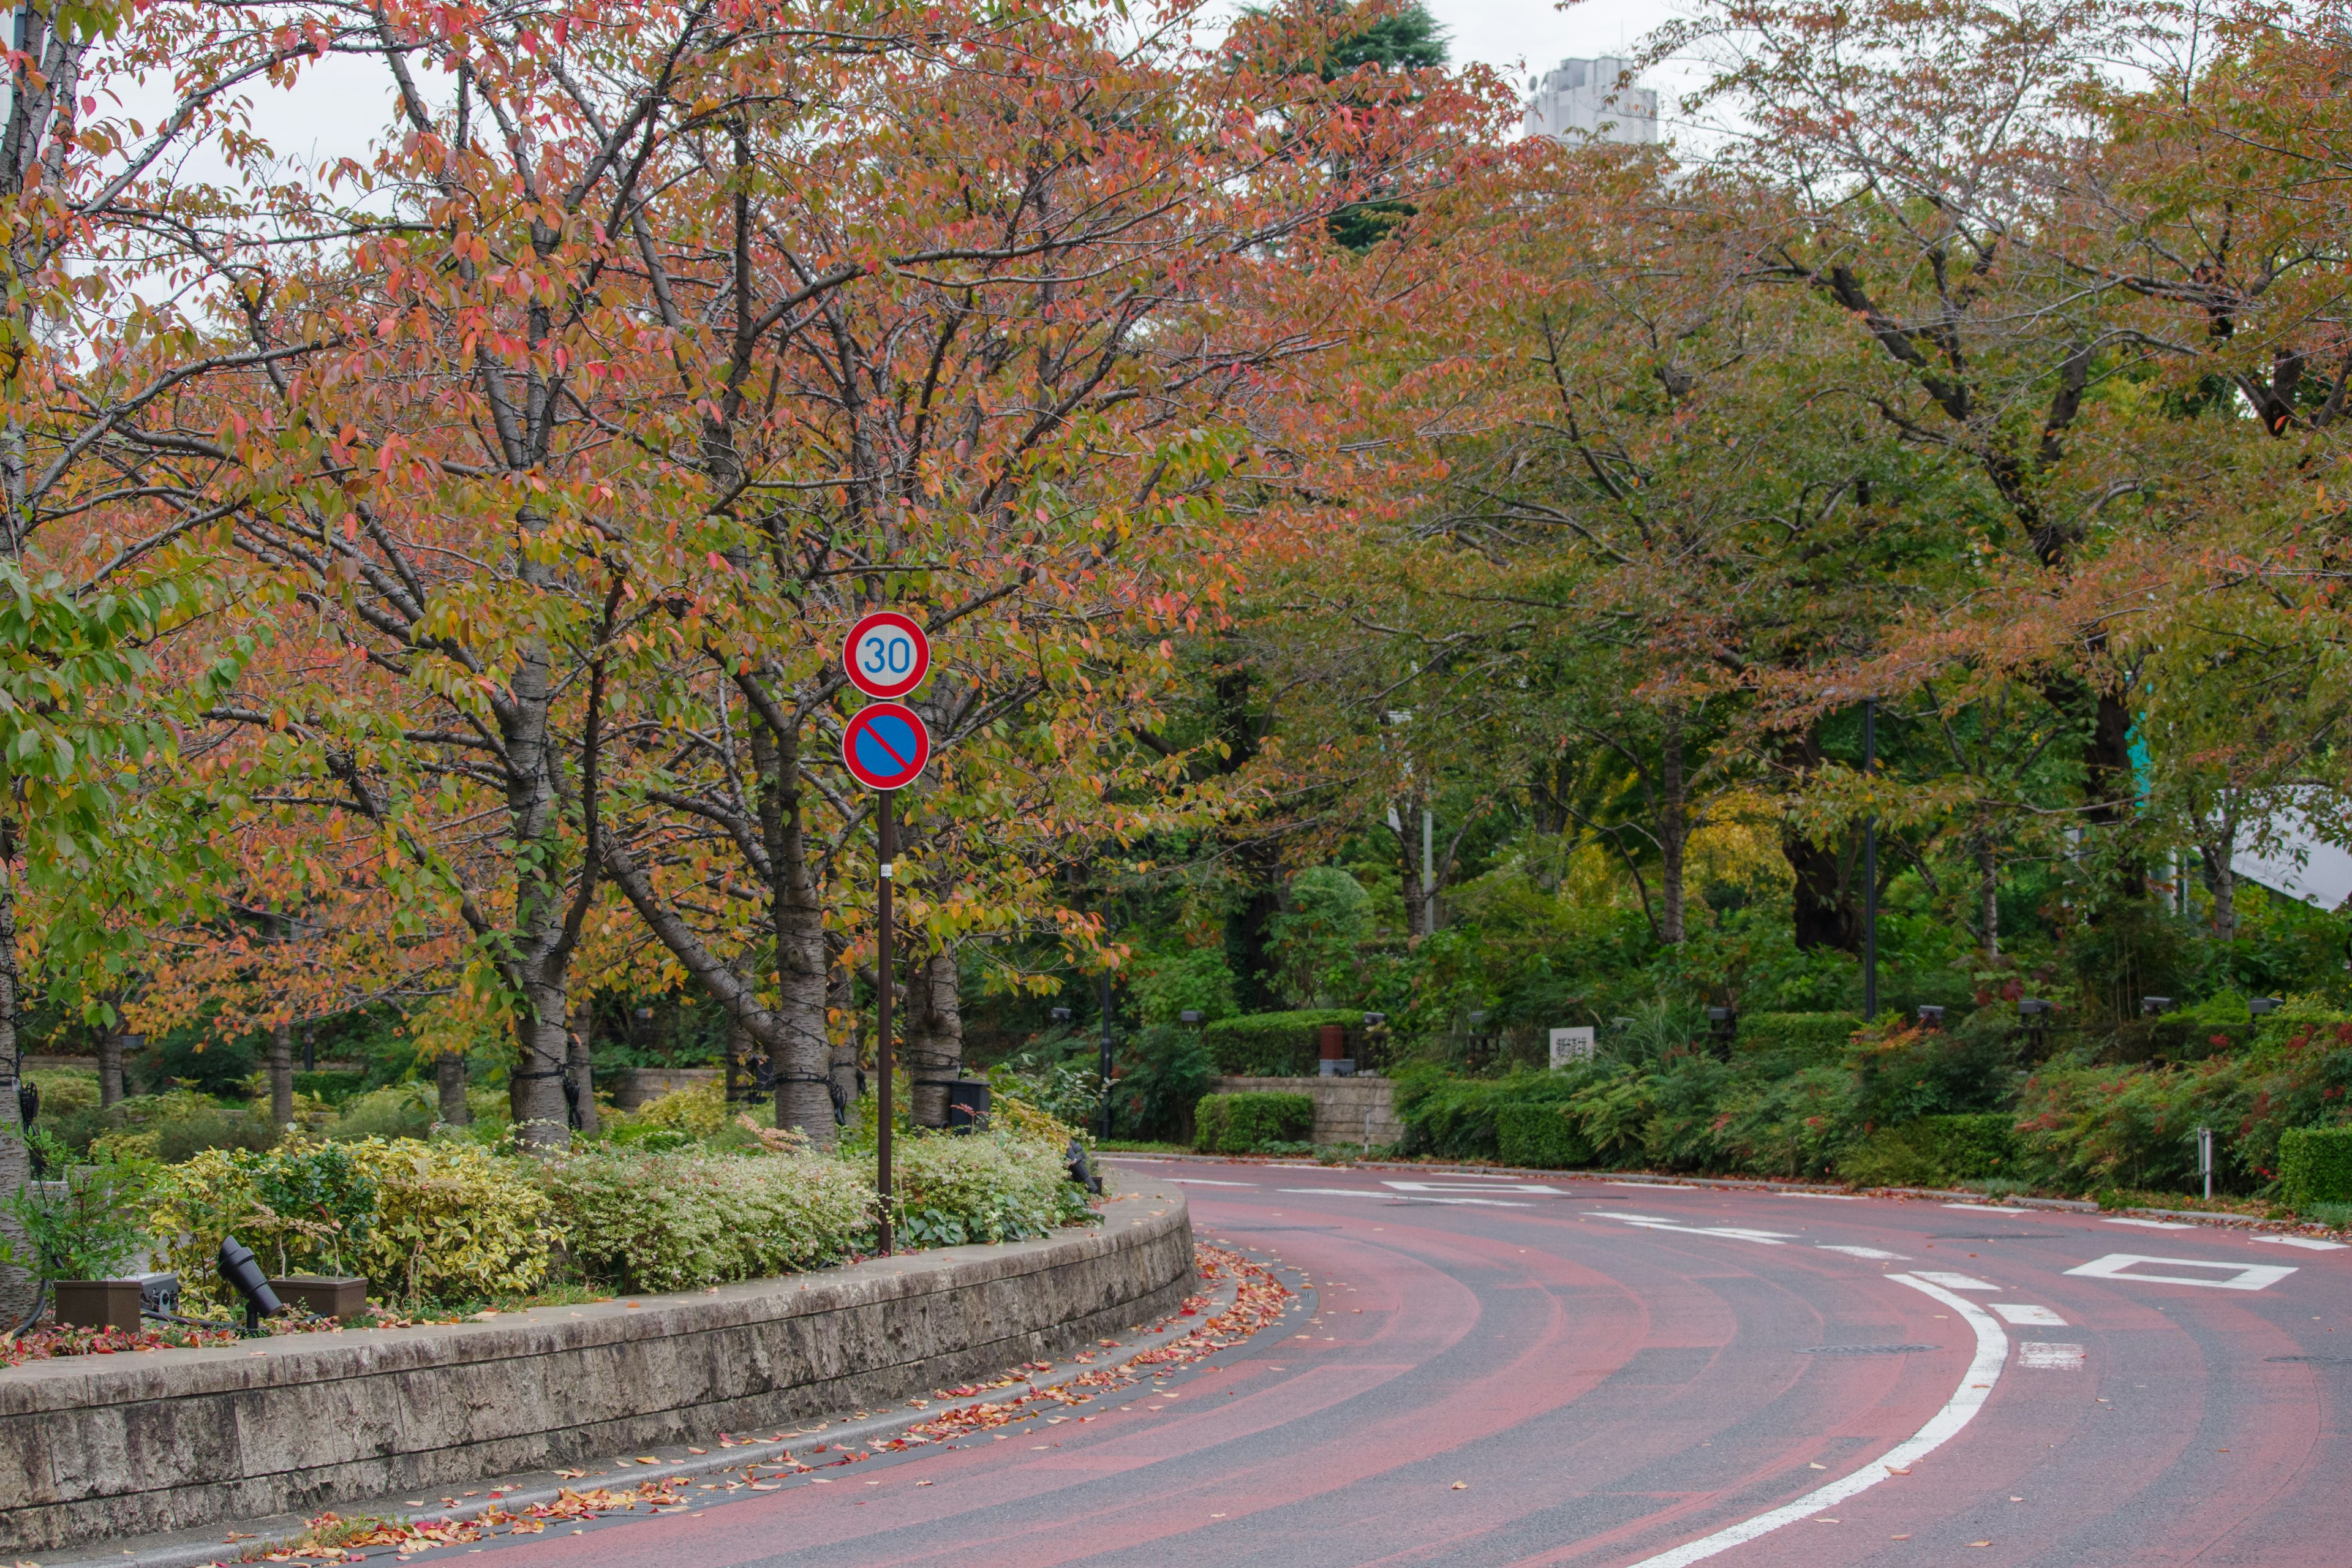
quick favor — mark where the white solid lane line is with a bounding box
[1383,1180,1564,1194]
[1626,1275,2008,1568]
[1913,1271,1999,1291]
[1989,1303,2067,1325]
[2253,1235,2349,1251]
[1166,1178,1256,1186]
[1611,1180,1701,1189]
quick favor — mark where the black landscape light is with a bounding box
[1363,1012,1387,1028]
[217,1237,283,1331]
[2018,998,2052,1019]
[1050,1007,1074,1025]
[2249,997,2282,1016]
[2141,996,2174,1017]
[1707,1006,1736,1048]
[1065,1138,1102,1196]
[1916,1005,1946,1030]
[15,1077,34,1132]
[1179,1009,1204,1025]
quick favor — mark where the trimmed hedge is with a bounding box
[1194,1091,1315,1153]
[1200,1009,1362,1077]
[1738,1012,1862,1060]
[2278,1125,2352,1208]
[1838,1112,2019,1188]
[1497,1102,1593,1169]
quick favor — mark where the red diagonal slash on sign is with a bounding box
[862,722,913,771]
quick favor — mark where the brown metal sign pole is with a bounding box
[876,790,895,1254]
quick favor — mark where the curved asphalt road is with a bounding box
[437,1161,2350,1567]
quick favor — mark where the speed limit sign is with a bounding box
[842,610,930,699]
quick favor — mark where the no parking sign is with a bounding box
[841,701,930,791]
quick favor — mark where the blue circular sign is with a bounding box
[842,702,930,791]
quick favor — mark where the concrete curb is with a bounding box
[42,1248,1243,1568]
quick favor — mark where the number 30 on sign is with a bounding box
[843,610,929,699]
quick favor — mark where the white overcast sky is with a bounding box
[119,0,1701,179]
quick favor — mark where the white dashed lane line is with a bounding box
[1913,1271,1999,1291]
[1167,1178,1257,1186]
[2255,1235,2348,1251]
[1990,1303,2068,1325]
[1818,1245,1910,1260]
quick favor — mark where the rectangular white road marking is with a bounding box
[1624,1275,2007,1567]
[1914,1271,1998,1291]
[1167,1178,1256,1186]
[2104,1217,2194,1230]
[1818,1245,1911,1260]
[1384,1180,1563,1194]
[2253,1235,2349,1251]
[2018,1342,2086,1370]
[1990,1303,2067,1326]
[2065,1253,2299,1291]
[1390,1196,1536,1207]
[1945,1203,2032,1214]
[1611,1180,1700,1189]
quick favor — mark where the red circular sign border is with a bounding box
[842,610,932,700]
[841,701,931,791]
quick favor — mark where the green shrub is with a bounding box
[545,1146,876,1292]
[1106,1022,1215,1142]
[0,1134,151,1281]
[1200,1009,1363,1077]
[2278,1126,2352,1208]
[894,1130,1095,1244]
[1193,1091,1314,1153]
[1738,1012,1861,1060]
[1496,1103,1591,1169]
[148,1137,556,1312]
[156,1108,281,1163]
[1839,1113,2019,1188]
[329,1084,439,1141]
[292,1071,369,1105]
[1392,1064,1576,1159]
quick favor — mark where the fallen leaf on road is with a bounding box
[1809,1463,1826,1470]
[1969,1542,1992,1548]
[1450,1482,1469,1490]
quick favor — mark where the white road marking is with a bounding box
[2253,1235,2349,1252]
[1817,1245,1911,1260]
[1611,1180,1701,1189]
[1989,1303,2067,1326]
[1273,1186,1537,1207]
[2104,1217,2194,1231]
[1944,1203,2032,1214]
[1167,1178,1256,1186]
[1792,1192,1866,1200]
[1624,1275,2007,1567]
[2018,1342,2086,1370]
[1913,1271,1998,1291]
[2065,1253,2298,1292]
[1586,1211,1796,1245]
[1384,1180,1564,1194]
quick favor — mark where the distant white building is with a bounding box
[1525,56,1659,145]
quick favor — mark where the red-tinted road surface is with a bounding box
[426,1163,2351,1566]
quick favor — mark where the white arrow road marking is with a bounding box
[1817,1245,1910,1260]
[1585,1211,1796,1245]
[2253,1235,2348,1251]
[1990,1303,2067,1325]
[1383,1180,1564,1194]
[1276,1188,1534,1207]
[2018,1342,2086,1370]
[2065,1253,2298,1291]
[1625,1275,2007,1567]
[1913,1271,1999,1291]
[2104,1217,2195,1230]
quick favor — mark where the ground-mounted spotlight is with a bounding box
[1050,1006,1074,1025]
[2141,996,2174,1017]
[1916,1005,1946,1030]
[1178,1009,1204,1025]
[2249,997,2282,1016]
[216,1237,283,1332]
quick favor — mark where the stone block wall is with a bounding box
[1208,1076,1403,1147]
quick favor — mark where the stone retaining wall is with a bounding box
[0,1182,1193,1554]
[1210,1075,1403,1147]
